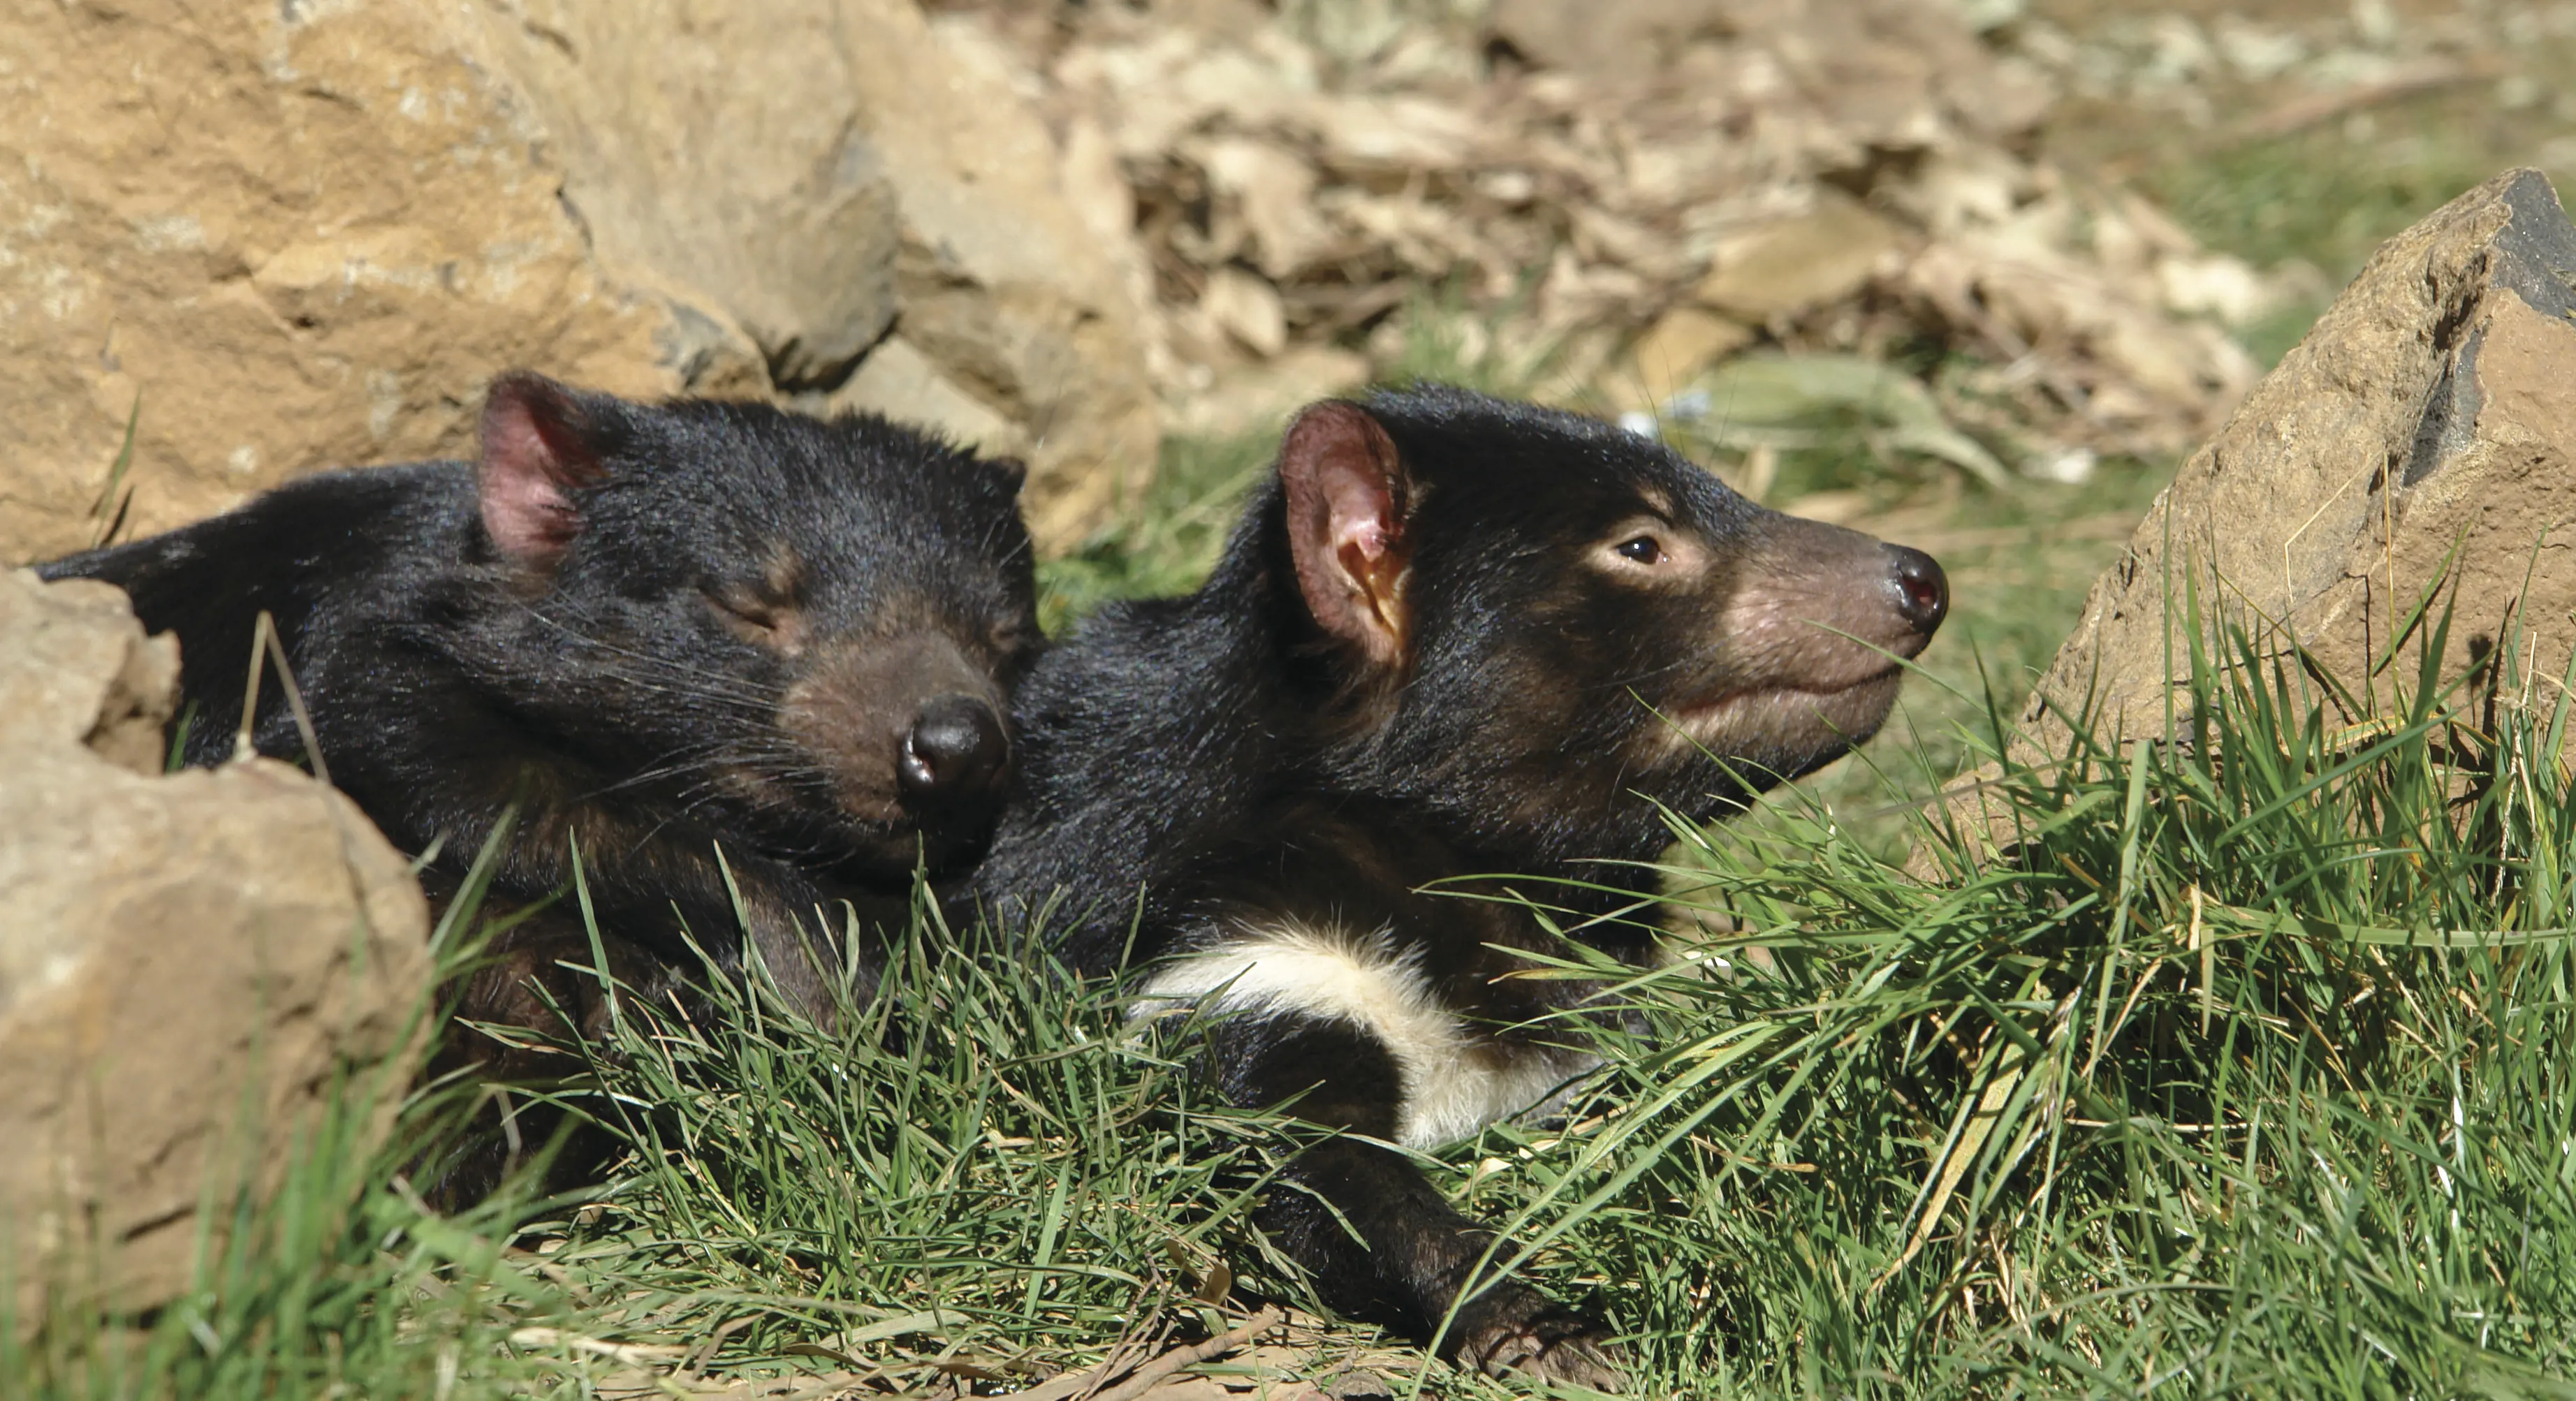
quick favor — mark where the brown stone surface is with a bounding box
[0,571,431,1320]
[483,0,1159,543]
[0,0,1154,565]
[2019,168,2576,750]
[0,0,681,567]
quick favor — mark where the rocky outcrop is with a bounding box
[474,0,1159,541]
[0,571,431,1320]
[2019,168,2576,749]
[0,0,1155,564]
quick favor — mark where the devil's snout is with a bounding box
[900,693,1011,809]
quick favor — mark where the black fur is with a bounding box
[38,370,1037,1046]
[976,387,1946,1386]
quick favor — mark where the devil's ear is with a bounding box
[477,371,613,569]
[1278,400,1413,668]
[984,455,1029,497]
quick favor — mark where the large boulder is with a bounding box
[0,0,1155,564]
[2019,168,2576,749]
[0,571,431,1320]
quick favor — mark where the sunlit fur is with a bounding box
[41,383,1039,974]
[978,385,1944,1384]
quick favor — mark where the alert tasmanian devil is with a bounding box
[974,388,1947,1386]
[38,372,1040,1032]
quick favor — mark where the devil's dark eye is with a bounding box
[1616,536,1665,565]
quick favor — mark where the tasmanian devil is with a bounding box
[974,388,1947,1386]
[38,372,1039,1020]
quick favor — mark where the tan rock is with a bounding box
[483,1,1159,545]
[2020,169,2576,752]
[879,11,1162,544]
[823,333,1025,460]
[0,0,687,567]
[1,0,1155,565]
[471,1,906,393]
[0,572,432,1321]
[0,571,180,776]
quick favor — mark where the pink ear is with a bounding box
[1278,401,1412,668]
[477,371,607,567]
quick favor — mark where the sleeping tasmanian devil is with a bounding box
[976,388,1946,1386]
[39,372,1039,1026]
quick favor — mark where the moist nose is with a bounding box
[899,694,1010,807]
[1886,545,1949,636]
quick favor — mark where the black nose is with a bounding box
[1887,545,1948,636]
[898,695,1010,807]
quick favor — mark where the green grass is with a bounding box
[2140,119,2524,367]
[36,543,2576,1397]
[2092,81,2576,369]
[2146,123,2506,286]
[1546,586,2576,1394]
[1037,429,1275,635]
[32,156,2576,1394]
[511,912,1330,1388]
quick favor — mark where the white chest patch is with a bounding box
[1134,920,1600,1151]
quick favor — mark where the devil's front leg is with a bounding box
[1205,1014,1627,1389]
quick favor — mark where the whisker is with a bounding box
[516,606,785,708]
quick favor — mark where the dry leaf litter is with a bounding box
[939,0,2302,485]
